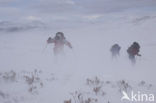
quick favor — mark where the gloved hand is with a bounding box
[137,54,141,56]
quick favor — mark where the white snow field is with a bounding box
[0,16,156,103]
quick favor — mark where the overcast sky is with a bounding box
[0,0,156,32]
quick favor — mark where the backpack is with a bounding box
[127,42,140,55]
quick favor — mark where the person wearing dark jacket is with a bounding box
[127,42,141,64]
[110,44,121,58]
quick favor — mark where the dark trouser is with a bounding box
[129,54,136,64]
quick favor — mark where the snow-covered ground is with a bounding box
[0,16,156,103]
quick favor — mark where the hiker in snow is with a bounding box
[47,32,72,56]
[127,42,141,63]
[110,44,121,58]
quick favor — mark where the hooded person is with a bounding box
[127,42,141,64]
[110,44,121,58]
[47,32,72,56]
